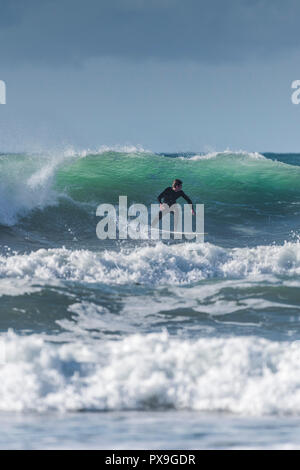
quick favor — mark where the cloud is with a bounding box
[0,0,299,65]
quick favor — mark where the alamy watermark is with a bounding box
[96,197,205,242]
[0,80,6,104]
[0,342,5,365]
[291,80,300,105]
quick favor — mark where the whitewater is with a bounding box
[1,148,300,449]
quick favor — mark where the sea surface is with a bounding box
[1,148,300,449]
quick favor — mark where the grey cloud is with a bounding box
[0,0,299,65]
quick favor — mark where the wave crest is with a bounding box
[1,241,300,287]
[1,330,300,414]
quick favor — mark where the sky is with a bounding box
[0,0,300,152]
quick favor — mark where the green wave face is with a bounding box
[52,151,300,248]
[55,150,300,206]
[1,150,300,248]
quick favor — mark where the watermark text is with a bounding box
[96,197,205,242]
[0,80,6,104]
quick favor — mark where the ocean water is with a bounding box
[1,148,300,449]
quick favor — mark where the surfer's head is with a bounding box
[172,179,182,191]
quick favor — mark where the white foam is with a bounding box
[0,330,300,414]
[188,150,267,161]
[62,144,151,158]
[57,301,142,338]
[1,241,300,287]
[0,279,41,298]
[0,152,69,226]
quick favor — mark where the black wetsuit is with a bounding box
[157,187,193,220]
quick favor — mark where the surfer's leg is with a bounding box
[173,205,179,232]
[151,205,169,228]
[151,211,161,228]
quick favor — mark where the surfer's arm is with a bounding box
[181,192,195,215]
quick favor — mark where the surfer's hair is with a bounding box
[172,179,183,188]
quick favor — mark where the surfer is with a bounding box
[152,179,195,229]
